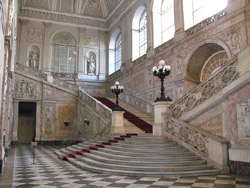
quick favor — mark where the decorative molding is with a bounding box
[155,39,175,54]
[19,9,107,29]
[15,63,47,80]
[27,28,43,41]
[84,35,99,47]
[185,9,227,37]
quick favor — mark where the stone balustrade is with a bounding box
[118,93,154,116]
[78,89,112,138]
[164,114,229,171]
[169,57,239,118]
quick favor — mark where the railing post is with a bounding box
[111,111,125,134]
[153,101,171,136]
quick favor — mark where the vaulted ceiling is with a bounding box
[22,0,123,19]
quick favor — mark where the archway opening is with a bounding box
[185,43,229,92]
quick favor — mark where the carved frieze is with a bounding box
[15,79,41,99]
[15,63,47,80]
[84,35,98,47]
[27,28,43,41]
[19,9,107,29]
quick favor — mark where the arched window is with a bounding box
[132,6,147,60]
[109,29,122,75]
[51,32,76,73]
[115,33,122,71]
[161,0,174,43]
[183,0,228,30]
[153,0,175,48]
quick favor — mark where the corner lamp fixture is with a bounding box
[111,81,124,111]
[152,60,172,102]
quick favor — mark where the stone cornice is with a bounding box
[19,0,136,31]
[19,9,108,30]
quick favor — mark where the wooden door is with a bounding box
[18,116,35,144]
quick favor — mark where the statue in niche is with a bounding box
[29,50,39,69]
[87,56,96,75]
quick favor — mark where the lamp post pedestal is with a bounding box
[111,111,125,134]
[153,101,172,136]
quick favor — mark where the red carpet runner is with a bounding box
[96,97,152,133]
[62,134,138,160]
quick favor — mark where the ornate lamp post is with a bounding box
[111,81,124,111]
[152,60,172,102]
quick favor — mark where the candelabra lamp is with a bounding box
[152,60,172,102]
[111,81,124,111]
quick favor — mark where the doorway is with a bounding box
[17,102,36,144]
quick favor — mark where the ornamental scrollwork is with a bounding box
[169,57,239,118]
[165,117,208,156]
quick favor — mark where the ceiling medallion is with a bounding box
[88,0,100,13]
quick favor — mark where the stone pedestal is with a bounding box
[153,101,171,136]
[111,111,125,134]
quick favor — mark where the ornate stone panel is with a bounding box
[43,103,56,136]
[237,97,250,139]
[15,78,41,100]
[84,35,99,47]
[27,28,43,41]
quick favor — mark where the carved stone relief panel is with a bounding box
[15,78,41,100]
[227,27,242,55]
[43,103,56,136]
[44,87,54,98]
[27,28,43,41]
[237,97,250,139]
[84,35,99,47]
[176,55,184,76]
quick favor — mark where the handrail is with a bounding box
[169,56,239,118]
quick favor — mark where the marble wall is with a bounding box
[13,74,78,143]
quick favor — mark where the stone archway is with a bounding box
[185,43,229,92]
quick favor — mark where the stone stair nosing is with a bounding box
[55,134,223,177]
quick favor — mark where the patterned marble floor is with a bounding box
[0,145,250,188]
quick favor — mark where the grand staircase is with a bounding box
[55,134,222,177]
[96,97,153,133]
